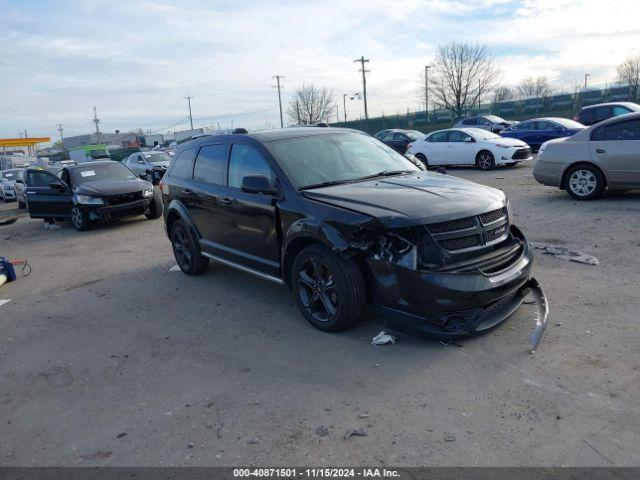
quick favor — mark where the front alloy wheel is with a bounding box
[297,258,339,323]
[71,206,90,231]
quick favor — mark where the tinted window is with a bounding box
[428,131,449,142]
[381,132,395,141]
[392,133,407,141]
[228,144,273,189]
[612,106,631,116]
[28,170,58,187]
[592,118,640,141]
[517,121,535,130]
[193,144,227,185]
[537,121,557,130]
[169,148,196,179]
[461,118,476,126]
[449,130,472,142]
[594,106,611,120]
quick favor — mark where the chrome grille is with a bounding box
[427,207,509,252]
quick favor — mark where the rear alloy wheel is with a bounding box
[170,220,209,275]
[476,151,495,170]
[565,165,605,200]
[71,206,90,231]
[292,244,365,332]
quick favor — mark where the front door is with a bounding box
[215,142,280,277]
[25,170,72,219]
[589,117,640,186]
[447,130,476,165]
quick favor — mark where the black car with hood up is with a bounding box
[24,161,162,231]
[161,128,548,350]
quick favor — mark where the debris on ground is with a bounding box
[315,425,329,436]
[0,217,18,226]
[80,450,113,460]
[343,428,368,440]
[187,442,194,449]
[247,436,258,444]
[358,414,370,419]
[530,242,599,265]
[440,339,463,347]
[116,432,127,439]
[371,331,396,346]
[444,433,456,442]
[0,299,11,306]
[169,265,181,272]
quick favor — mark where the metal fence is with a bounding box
[334,84,638,135]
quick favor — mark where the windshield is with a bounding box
[467,128,502,140]
[1,169,21,180]
[553,118,585,129]
[71,162,138,184]
[484,115,507,123]
[142,152,172,163]
[267,132,420,189]
[406,130,425,140]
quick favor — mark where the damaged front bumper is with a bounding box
[84,198,151,222]
[365,239,549,351]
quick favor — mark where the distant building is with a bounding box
[62,132,139,150]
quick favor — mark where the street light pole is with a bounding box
[273,75,285,128]
[424,65,430,122]
[343,94,348,122]
[584,73,590,91]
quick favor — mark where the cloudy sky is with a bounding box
[1,0,639,141]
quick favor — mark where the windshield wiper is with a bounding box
[299,170,415,191]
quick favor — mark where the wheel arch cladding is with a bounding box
[166,200,202,241]
[561,162,608,190]
[282,219,352,288]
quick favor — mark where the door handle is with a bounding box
[596,149,605,154]
[219,196,233,205]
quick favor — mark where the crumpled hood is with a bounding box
[75,178,151,197]
[302,172,507,228]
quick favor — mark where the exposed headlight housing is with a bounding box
[75,194,105,205]
[143,187,154,197]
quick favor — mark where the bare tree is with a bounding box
[491,86,515,104]
[429,42,500,119]
[286,83,335,125]
[617,55,640,101]
[517,77,553,100]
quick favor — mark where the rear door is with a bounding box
[214,142,280,277]
[25,169,72,218]
[589,117,640,186]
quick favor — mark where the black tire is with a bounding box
[291,244,365,332]
[564,164,605,200]
[476,150,495,170]
[414,153,429,169]
[70,205,91,231]
[145,190,163,219]
[170,220,209,275]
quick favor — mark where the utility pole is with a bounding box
[57,123,64,143]
[584,73,590,91]
[92,106,102,143]
[478,80,481,110]
[296,100,301,125]
[342,94,348,122]
[184,96,194,130]
[354,56,370,120]
[273,75,285,128]
[424,65,431,122]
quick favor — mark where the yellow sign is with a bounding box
[0,137,51,147]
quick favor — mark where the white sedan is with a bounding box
[406,128,533,170]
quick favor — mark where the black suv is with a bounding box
[161,128,547,346]
[25,161,162,230]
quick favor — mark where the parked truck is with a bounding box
[68,144,111,163]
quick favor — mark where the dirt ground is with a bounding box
[1,160,639,467]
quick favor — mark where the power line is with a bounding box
[354,56,370,120]
[272,75,285,128]
[184,96,195,130]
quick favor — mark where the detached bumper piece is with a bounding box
[520,277,549,353]
[87,198,150,222]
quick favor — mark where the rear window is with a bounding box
[168,148,196,180]
[591,118,640,141]
[193,144,227,185]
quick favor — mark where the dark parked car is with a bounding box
[24,161,162,231]
[500,117,585,151]
[573,102,640,126]
[124,151,172,184]
[161,128,547,348]
[376,129,425,154]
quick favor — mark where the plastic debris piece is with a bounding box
[343,429,368,439]
[169,265,181,272]
[530,242,599,265]
[371,331,396,346]
[315,425,329,436]
[0,299,11,306]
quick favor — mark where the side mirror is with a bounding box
[241,175,278,195]
[49,180,67,191]
[464,137,474,142]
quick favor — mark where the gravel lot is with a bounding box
[1,160,639,467]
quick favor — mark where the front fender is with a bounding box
[164,199,202,244]
[282,218,351,256]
